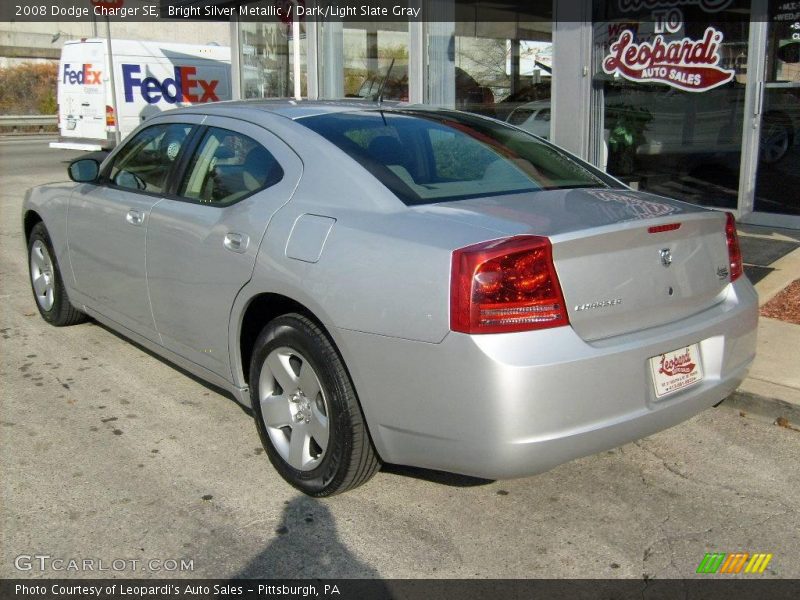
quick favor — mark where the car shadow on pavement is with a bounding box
[380,463,493,487]
[228,496,389,581]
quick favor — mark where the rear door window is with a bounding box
[177,127,284,205]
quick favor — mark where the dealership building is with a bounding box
[203,0,800,225]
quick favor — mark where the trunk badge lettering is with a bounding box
[660,248,672,267]
[574,298,623,312]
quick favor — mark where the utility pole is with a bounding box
[105,16,121,145]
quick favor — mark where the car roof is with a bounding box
[165,99,406,121]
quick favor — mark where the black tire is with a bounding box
[250,313,380,496]
[27,222,87,327]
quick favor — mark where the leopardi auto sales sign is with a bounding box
[602,26,735,92]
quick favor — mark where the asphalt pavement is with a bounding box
[1,137,799,579]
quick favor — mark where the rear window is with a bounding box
[298,109,612,205]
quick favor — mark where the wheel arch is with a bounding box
[23,209,44,244]
[236,292,337,387]
[234,290,384,464]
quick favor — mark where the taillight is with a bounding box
[450,235,569,334]
[725,212,743,282]
[106,105,116,127]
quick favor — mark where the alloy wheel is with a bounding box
[30,239,55,311]
[258,347,330,471]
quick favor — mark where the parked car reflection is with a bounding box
[507,82,800,166]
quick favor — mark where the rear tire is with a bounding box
[250,313,380,496]
[27,222,87,327]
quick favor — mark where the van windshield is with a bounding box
[298,109,612,206]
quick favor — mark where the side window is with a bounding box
[107,123,192,193]
[178,127,284,205]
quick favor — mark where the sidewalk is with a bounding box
[728,224,800,424]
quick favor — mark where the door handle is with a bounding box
[125,210,144,226]
[754,81,764,118]
[223,232,249,253]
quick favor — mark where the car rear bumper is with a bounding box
[337,278,758,479]
[50,134,115,152]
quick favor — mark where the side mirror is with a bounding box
[68,158,100,183]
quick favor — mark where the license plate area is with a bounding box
[649,344,704,399]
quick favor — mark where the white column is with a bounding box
[737,0,767,219]
[292,9,302,99]
[426,0,455,108]
[551,0,592,160]
[408,0,425,104]
[306,19,319,100]
[230,17,241,100]
[321,21,344,98]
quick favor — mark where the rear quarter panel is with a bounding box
[229,121,506,386]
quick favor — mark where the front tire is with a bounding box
[250,314,380,496]
[27,222,87,327]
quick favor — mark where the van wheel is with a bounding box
[250,314,380,496]
[27,222,87,327]
[759,113,793,165]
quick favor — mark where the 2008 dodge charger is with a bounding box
[22,101,757,496]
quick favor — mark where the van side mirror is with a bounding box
[68,159,100,183]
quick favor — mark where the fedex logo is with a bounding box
[63,63,102,85]
[121,64,219,105]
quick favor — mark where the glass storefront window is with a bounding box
[452,22,554,128]
[592,1,750,209]
[318,22,408,100]
[239,3,307,99]
[753,0,800,216]
[426,2,554,138]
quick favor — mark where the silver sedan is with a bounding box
[22,101,758,496]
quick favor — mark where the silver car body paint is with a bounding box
[23,100,758,479]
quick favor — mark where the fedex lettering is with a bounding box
[121,64,219,104]
[63,63,102,85]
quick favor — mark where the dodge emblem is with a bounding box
[660,248,672,268]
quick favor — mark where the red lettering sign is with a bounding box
[602,27,735,92]
[658,349,697,376]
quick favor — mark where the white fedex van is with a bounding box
[51,39,231,151]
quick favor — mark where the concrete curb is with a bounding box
[723,390,800,428]
[734,230,800,412]
[752,245,800,306]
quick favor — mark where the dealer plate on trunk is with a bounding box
[649,344,704,399]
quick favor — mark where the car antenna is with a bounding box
[376,57,396,110]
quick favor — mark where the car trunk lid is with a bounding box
[419,187,732,341]
[552,214,730,341]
